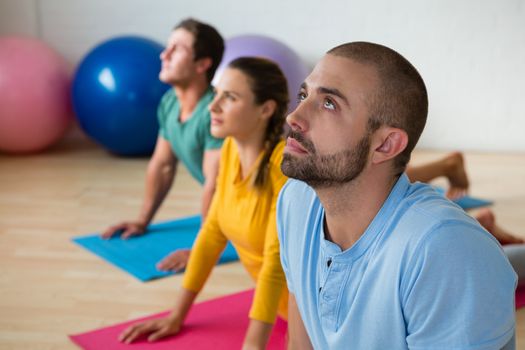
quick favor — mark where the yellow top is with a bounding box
[182,137,288,324]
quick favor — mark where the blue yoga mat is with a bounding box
[72,215,239,282]
[434,187,493,210]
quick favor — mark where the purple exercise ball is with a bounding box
[212,35,309,113]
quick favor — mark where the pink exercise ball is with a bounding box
[0,36,72,154]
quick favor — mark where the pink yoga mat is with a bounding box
[70,289,286,349]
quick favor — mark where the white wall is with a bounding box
[1,0,524,152]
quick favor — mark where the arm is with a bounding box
[120,190,228,343]
[119,287,197,343]
[156,146,222,271]
[242,319,274,350]
[102,137,177,238]
[181,144,228,292]
[287,293,313,350]
[200,148,221,219]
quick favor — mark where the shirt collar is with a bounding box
[320,173,411,261]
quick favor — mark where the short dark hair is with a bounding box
[175,18,224,83]
[228,57,289,188]
[327,42,428,173]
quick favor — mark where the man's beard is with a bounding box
[281,130,371,188]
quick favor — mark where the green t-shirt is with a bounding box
[157,87,223,184]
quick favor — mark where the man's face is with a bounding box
[281,54,380,188]
[159,28,197,85]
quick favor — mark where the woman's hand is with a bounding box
[118,316,182,344]
[156,249,191,271]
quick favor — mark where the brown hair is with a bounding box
[328,42,428,173]
[228,57,289,188]
[175,18,224,83]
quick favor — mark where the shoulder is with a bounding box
[395,181,488,243]
[157,89,177,123]
[159,89,177,109]
[398,191,516,348]
[395,186,516,292]
[378,180,514,278]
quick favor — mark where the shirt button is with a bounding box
[327,258,332,267]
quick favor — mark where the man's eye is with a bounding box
[323,98,336,110]
[297,92,306,102]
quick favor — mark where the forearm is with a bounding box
[138,160,177,225]
[242,319,273,350]
[288,325,313,350]
[168,287,198,322]
[288,294,313,350]
[250,234,287,323]
[182,230,227,293]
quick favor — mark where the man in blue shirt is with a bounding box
[277,42,516,349]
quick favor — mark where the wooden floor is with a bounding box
[1,132,524,350]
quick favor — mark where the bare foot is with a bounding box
[476,208,525,245]
[156,249,191,272]
[444,152,469,199]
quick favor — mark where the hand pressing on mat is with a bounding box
[101,221,147,239]
[119,288,197,344]
[119,316,182,344]
[156,249,191,271]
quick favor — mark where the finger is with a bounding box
[119,324,141,343]
[122,324,152,344]
[156,256,170,271]
[148,326,173,342]
[167,255,186,271]
[101,224,124,239]
[121,228,139,239]
[156,262,168,271]
[172,260,186,272]
[158,258,177,271]
[156,252,177,270]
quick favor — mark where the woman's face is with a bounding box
[209,68,270,140]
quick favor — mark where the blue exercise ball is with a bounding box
[72,36,169,156]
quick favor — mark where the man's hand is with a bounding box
[101,221,147,239]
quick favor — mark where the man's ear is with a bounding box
[195,57,213,74]
[371,127,408,165]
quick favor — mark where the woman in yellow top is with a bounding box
[119,57,289,349]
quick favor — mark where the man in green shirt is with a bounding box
[102,18,224,271]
